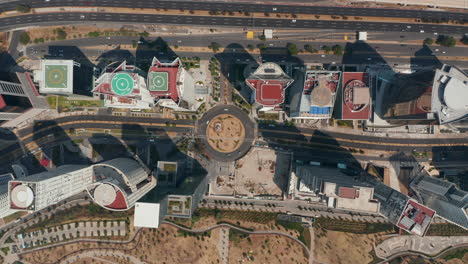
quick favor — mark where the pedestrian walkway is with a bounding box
[218,227,229,264]
[60,249,146,264]
[375,235,468,259]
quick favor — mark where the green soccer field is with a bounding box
[148,72,168,91]
[45,65,68,89]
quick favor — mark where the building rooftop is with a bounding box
[34,59,75,94]
[92,61,153,109]
[431,65,468,124]
[397,200,435,236]
[410,175,468,230]
[293,71,341,119]
[341,72,371,120]
[148,57,181,102]
[246,62,293,107]
[134,202,160,228]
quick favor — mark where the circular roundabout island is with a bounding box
[198,105,254,162]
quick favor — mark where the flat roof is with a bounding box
[341,72,371,120]
[148,57,180,102]
[397,199,435,236]
[148,71,169,92]
[134,202,160,228]
[37,60,74,94]
[111,73,135,96]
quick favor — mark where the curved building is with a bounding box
[8,158,155,213]
[87,158,155,211]
[431,65,468,125]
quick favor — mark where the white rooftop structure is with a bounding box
[134,202,161,228]
[33,59,77,94]
[432,65,468,124]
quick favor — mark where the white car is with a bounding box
[292,19,296,23]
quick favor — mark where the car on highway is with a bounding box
[292,19,296,23]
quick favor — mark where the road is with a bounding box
[25,33,468,68]
[197,105,255,162]
[0,0,466,20]
[0,12,467,34]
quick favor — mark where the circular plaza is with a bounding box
[198,105,254,162]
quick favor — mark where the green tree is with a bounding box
[461,35,468,45]
[332,44,344,55]
[286,42,298,55]
[436,35,456,47]
[16,4,31,13]
[257,43,267,51]
[304,44,317,53]
[56,28,67,40]
[321,45,332,53]
[19,32,30,45]
[423,37,434,45]
[88,31,100,37]
[258,35,266,41]
[247,44,254,51]
[208,42,221,52]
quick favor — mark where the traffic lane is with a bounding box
[0,12,466,34]
[17,115,194,138]
[258,124,468,145]
[1,0,467,20]
[259,130,468,152]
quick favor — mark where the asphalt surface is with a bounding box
[0,12,467,34]
[197,104,254,162]
[0,0,467,20]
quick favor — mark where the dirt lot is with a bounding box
[206,114,245,153]
[229,233,308,264]
[211,148,290,197]
[314,227,384,264]
[26,25,140,42]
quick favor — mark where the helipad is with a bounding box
[111,73,134,96]
[45,65,68,89]
[148,72,168,91]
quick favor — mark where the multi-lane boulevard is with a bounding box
[1,11,467,34]
[1,114,467,163]
[0,0,467,20]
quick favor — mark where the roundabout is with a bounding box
[198,105,254,162]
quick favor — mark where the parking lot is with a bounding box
[19,220,127,248]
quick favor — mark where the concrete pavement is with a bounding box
[375,235,468,259]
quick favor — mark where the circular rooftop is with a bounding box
[94,183,117,206]
[444,81,468,111]
[111,73,134,96]
[311,85,333,106]
[11,185,34,208]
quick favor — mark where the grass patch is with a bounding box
[315,218,395,234]
[276,219,310,247]
[2,211,27,224]
[336,120,354,128]
[197,208,276,224]
[426,223,468,236]
[441,248,468,260]
[23,203,130,233]
[1,247,8,254]
[46,96,57,109]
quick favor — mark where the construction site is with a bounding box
[210,148,291,198]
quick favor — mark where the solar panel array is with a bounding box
[309,106,330,115]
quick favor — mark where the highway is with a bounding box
[0,12,467,34]
[0,0,467,20]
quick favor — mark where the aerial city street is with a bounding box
[0,0,467,263]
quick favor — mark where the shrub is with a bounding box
[436,35,456,47]
[19,32,30,45]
